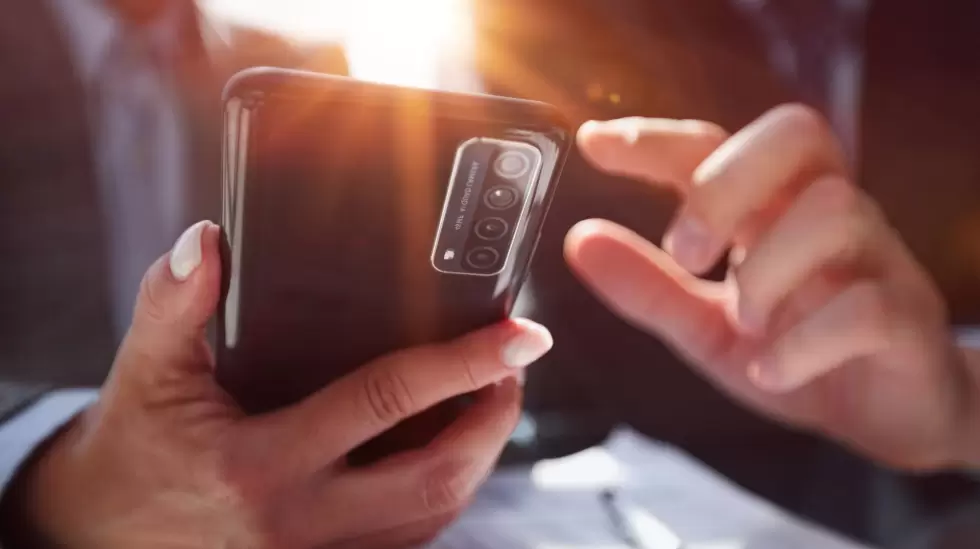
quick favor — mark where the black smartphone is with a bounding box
[215,67,570,462]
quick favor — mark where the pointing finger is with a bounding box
[577,117,729,190]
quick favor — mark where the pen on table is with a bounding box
[600,488,684,549]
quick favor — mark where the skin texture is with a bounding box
[16,221,553,549]
[565,105,980,471]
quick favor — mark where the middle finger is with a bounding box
[731,174,888,333]
[664,104,849,274]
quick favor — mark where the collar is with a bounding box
[47,0,185,86]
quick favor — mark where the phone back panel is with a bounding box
[216,68,570,416]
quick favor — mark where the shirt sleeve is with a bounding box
[956,326,980,349]
[0,390,98,497]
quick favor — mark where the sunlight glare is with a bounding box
[346,0,473,88]
[202,0,475,89]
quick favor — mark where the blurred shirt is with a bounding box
[733,0,872,164]
[1,0,192,510]
[48,0,188,338]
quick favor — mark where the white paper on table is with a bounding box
[430,428,875,549]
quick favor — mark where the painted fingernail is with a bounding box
[501,319,554,368]
[579,119,603,135]
[169,221,210,281]
[663,217,716,273]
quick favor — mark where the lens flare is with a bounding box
[201,0,474,89]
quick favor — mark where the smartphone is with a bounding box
[215,67,570,462]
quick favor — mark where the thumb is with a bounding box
[564,219,737,367]
[115,221,222,381]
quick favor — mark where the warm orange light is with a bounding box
[202,0,474,89]
[345,0,474,88]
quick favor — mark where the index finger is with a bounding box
[244,319,552,478]
[577,117,729,189]
[299,379,523,543]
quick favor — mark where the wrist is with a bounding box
[0,415,87,549]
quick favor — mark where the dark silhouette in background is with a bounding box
[0,0,349,389]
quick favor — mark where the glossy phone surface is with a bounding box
[216,68,569,455]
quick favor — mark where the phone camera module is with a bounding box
[493,151,531,180]
[474,217,509,241]
[484,186,519,210]
[465,247,501,270]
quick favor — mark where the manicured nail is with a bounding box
[663,217,716,273]
[501,319,554,368]
[169,221,210,281]
[579,119,602,135]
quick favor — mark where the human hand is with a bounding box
[565,105,979,470]
[14,221,552,549]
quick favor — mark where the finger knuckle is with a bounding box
[775,103,838,161]
[422,460,476,515]
[448,337,484,392]
[362,366,416,425]
[850,283,892,340]
[809,179,877,263]
[772,103,830,139]
[833,217,873,267]
[810,175,861,213]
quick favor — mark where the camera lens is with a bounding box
[484,186,519,210]
[494,151,531,180]
[474,217,509,241]
[465,247,501,270]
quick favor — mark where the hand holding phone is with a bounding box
[5,221,552,549]
[215,68,570,462]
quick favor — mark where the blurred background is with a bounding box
[3,0,980,547]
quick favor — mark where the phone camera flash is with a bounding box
[444,249,456,260]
